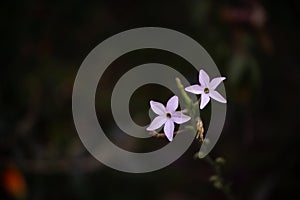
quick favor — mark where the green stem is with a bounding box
[175,77,192,106]
[175,77,234,200]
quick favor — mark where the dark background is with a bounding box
[1,0,300,200]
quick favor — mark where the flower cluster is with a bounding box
[147,69,226,141]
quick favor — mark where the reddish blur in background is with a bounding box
[1,0,300,200]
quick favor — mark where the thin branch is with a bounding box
[149,130,186,138]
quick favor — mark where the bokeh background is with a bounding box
[1,0,300,199]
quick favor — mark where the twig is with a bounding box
[149,130,186,138]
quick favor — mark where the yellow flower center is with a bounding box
[204,88,209,94]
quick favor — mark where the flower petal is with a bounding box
[172,111,191,124]
[150,100,166,115]
[210,90,227,103]
[164,119,175,141]
[146,116,167,131]
[166,96,178,112]
[199,70,210,87]
[210,77,226,90]
[200,94,210,109]
[185,85,203,94]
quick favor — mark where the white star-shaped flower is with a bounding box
[185,69,227,109]
[146,96,191,141]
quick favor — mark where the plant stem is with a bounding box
[176,78,235,199]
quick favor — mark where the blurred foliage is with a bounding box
[1,0,300,200]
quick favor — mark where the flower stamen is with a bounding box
[204,88,209,94]
[166,113,172,118]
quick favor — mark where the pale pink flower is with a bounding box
[146,96,191,141]
[185,70,226,109]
